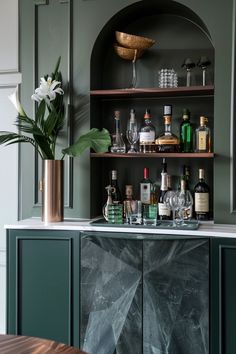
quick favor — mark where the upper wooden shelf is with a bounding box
[90,85,214,98]
[91,152,214,158]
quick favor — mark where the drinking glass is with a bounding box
[177,190,193,225]
[107,204,123,224]
[126,117,139,153]
[143,204,158,225]
[163,190,180,227]
[126,200,142,224]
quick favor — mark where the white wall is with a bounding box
[0,0,21,334]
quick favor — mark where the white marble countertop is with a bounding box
[4,217,236,238]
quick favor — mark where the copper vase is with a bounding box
[42,160,64,222]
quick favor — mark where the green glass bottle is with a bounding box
[180,108,193,152]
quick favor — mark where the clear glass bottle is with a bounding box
[139,109,156,153]
[126,109,139,153]
[180,108,193,152]
[155,105,180,152]
[140,167,153,204]
[195,116,211,152]
[110,110,126,153]
[158,159,171,220]
[110,170,122,203]
[194,168,210,220]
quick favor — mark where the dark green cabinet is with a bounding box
[7,229,236,353]
[211,237,236,354]
[7,229,80,347]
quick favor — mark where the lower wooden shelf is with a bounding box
[91,152,214,158]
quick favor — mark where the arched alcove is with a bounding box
[91,0,214,90]
[90,0,214,220]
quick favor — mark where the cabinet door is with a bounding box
[80,232,143,354]
[7,229,80,347]
[211,238,236,354]
[143,238,209,354]
[80,232,209,354]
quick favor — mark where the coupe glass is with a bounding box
[126,115,139,153]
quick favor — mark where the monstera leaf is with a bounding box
[62,128,111,157]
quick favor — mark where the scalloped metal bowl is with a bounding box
[115,31,155,50]
[114,44,144,60]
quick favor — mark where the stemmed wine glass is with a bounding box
[177,189,193,225]
[126,109,139,153]
[163,190,180,226]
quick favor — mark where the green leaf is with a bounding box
[62,128,111,157]
[35,100,46,126]
[0,132,36,148]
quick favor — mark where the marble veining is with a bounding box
[81,237,209,354]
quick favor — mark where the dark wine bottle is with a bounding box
[194,168,209,220]
[110,170,122,203]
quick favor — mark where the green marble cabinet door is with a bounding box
[80,232,209,354]
[6,229,80,347]
[211,237,236,354]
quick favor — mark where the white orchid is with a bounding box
[8,87,26,117]
[0,57,111,160]
[31,76,64,102]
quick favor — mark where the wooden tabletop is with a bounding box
[0,335,87,354]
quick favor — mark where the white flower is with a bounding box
[31,76,64,102]
[8,87,26,117]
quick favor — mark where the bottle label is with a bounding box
[139,132,155,143]
[158,202,171,216]
[157,138,178,145]
[140,183,151,203]
[195,193,209,212]
[198,131,207,150]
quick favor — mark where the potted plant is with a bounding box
[0,57,111,222]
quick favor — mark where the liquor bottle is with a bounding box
[139,109,156,153]
[152,170,160,205]
[158,159,171,220]
[167,174,172,190]
[126,109,139,153]
[110,110,126,153]
[123,185,133,222]
[140,167,153,204]
[155,105,180,152]
[179,108,193,152]
[178,165,190,190]
[195,116,211,152]
[110,170,122,203]
[194,168,210,220]
[179,176,193,220]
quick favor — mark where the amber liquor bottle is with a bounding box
[195,116,211,153]
[155,105,180,152]
[139,109,156,153]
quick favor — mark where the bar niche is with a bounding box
[80,236,209,354]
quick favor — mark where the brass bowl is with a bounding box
[114,44,144,61]
[115,31,155,50]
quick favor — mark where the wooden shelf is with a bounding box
[90,85,214,98]
[91,152,214,158]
